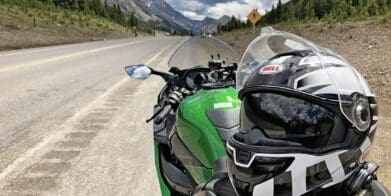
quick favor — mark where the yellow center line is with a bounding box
[0,39,152,74]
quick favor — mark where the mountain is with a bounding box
[218,15,231,25]
[104,0,198,33]
[104,0,230,34]
[194,15,231,33]
[134,0,198,32]
[104,0,161,22]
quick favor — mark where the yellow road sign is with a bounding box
[247,9,261,25]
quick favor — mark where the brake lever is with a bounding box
[146,107,164,123]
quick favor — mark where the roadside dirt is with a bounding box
[0,5,133,51]
[218,19,391,188]
[0,27,131,51]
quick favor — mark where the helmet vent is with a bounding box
[306,161,332,191]
[236,150,252,165]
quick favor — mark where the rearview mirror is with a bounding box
[124,64,151,80]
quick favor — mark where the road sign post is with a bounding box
[247,9,261,34]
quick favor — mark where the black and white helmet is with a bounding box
[228,28,378,196]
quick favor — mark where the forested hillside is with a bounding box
[219,0,391,33]
[0,0,158,50]
[0,0,154,32]
[264,0,391,23]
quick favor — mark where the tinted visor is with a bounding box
[242,93,336,148]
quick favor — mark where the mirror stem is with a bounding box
[150,68,174,82]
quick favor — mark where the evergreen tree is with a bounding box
[92,0,104,16]
[276,0,283,22]
[333,0,349,20]
[376,0,387,13]
[129,11,138,27]
[70,0,79,10]
[367,0,379,15]
[78,0,88,11]
[282,2,295,22]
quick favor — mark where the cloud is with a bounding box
[181,10,206,20]
[166,0,207,12]
[166,0,287,21]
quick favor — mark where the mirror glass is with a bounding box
[125,64,151,80]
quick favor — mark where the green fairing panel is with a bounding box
[185,166,214,184]
[154,143,171,196]
[176,87,241,172]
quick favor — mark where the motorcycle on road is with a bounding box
[126,36,241,195]
[125,29,390,196]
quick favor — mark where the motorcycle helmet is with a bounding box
[228,28,378,196]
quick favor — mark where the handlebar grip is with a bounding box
[154,105,172,124]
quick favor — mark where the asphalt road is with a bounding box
[0,36,188,195]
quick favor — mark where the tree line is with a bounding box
[217,16,250,33]
[0,0,145,30]
[219,0,391,33]
[50,0,139,27]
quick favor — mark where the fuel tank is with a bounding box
[175,87,241,183]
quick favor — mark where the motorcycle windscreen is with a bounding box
[238,27,374,132]
[168,36,239,69]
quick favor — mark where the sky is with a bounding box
[165,0,286,21]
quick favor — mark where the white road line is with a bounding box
[0,38,147,57]
[0,45,74,57]
[0,38,154,73]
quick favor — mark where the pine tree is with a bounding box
[276,0,283,22]
[92,0,104,16]
[116,4,124,24]
[307,0,316,20]
[129,11,138,27]
[376,0,387,13]
[78,0,88,11]
[346,0,355,17]
[335,0,349,20]
[282,2,295,22]
[70,0,79,10]
[367,0,379,15]
[270,5,276,23]
[355,0,369,16]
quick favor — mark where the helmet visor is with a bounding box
[241,92,340,148]
[238,27,373,132]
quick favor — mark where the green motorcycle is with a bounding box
[125,36,241,196]
[125,29,390,196]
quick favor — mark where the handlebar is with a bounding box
[154,104,172,124]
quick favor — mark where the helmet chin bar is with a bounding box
[344,161,379,195]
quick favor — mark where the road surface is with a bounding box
[0,37,188,195]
